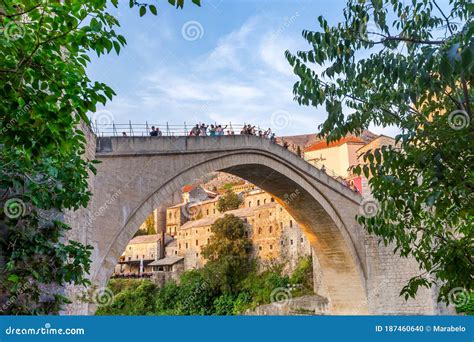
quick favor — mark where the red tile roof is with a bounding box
[305,136,365,152]
[182,184,197,193]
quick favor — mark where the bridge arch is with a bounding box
[88,136,369,314]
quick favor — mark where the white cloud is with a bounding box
[95,16,327,135]
[200,17,258,71]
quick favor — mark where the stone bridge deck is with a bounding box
[96,135,362,203]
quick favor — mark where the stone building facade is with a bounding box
[173,189,312,273]
[113,234,173,276]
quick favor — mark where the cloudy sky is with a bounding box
[86,0,401,136]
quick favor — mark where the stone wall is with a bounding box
[62,121,97,315]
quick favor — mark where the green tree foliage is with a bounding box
[0,0,199,314]
[96,257,315,315]
[143,214,157,235]
[216,190,243,212]
[201,214,252,293]
[96,279,159,315]
[286,0,473,302]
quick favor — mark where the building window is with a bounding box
[196,230,198,234]
[179,243,181,249]
[174,212,177,218]
[196,239,199,246]
[271,197,275,202]
[258,214,261,218]
[244,231,249,238]
[290,220,293,228]
[248,201,251,207]
[185,243,188,249]
[258,245,262,251]
[290,239,293,245]
[269,226,272,233]
[280,207,283,212]
[270,244,273,250]
[196,253,199,257]
[129,246,131,250]
[258,227,262,234]
[175,251,178,255]
[207,238,210,244]
[263,199,266,204]
[213,209,216,214]
[207,209,209,215]
[301,237,304,243]
[257,200,260,206]
[168,212,172,219]
[280,222,283,229]
[151,254,154,258]
[280,240,284,246]
[128,256,131,261]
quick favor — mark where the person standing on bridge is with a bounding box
[217,125,227,136]
[200,123,208,136]
[150,126,158,136]
[190,124,199,136]
[209,125,216,137]
[156,127,163,136]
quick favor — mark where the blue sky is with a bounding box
[87,0,400,136]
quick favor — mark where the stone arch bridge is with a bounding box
[65,131,442,315]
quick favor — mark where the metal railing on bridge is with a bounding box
[91,121,261,137]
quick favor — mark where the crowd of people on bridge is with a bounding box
[143,123,359,194]
[147,123,278,143]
